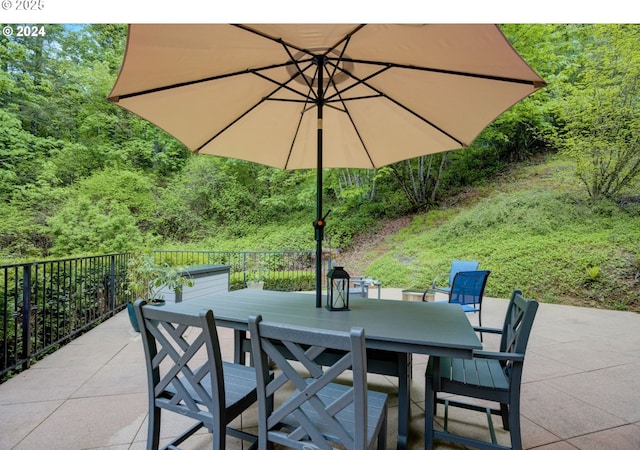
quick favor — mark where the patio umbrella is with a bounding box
[108,24,546,307]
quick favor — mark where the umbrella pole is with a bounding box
[315,154,323,308]
[315,56,325,308]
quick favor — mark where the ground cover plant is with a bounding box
[342,155,640,312]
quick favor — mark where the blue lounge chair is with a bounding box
[429,259,480,295]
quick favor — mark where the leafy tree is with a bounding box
[0,109,32,195]
[558,25,640,201]
[152,157,264,240]
[0,108,72,257]
[387,154,447,210]
[256,166,315,214]
[45,167,157,256]
[0,201,52,258]
[48,196,144,256]
[48,141,107,185]
[72,24,127,73]
[1,25,69,137]
[74,167,158,226]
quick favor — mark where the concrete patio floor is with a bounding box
[1,289,639,450]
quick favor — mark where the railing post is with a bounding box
[243,252,248,288]
[21,264,32,371]
[109,255,116,313]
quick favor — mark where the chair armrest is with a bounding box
[431,273,450,289]
[472,326,502,334]
[430,287,451,295]
[473,350,525,362]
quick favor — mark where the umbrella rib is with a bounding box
[110,24,331,104]
[233,24,367,61]
[322,62,391,103]
[283,96,310,170]
[111,49,542,104]
[280,40,319,101]
[385,94,466,148]
[233,23,369,106]
[109,60,307,102]
[194,74,311,153]
[323,33,353,96]
[328,80,376,167]
[233,23,318,57]
[323,61,467,147]
[195,52,319,153]
[250,61,320,103]
[194,98,263,153]
[321,55,544,147]
[325,94,382,103]
[194,77,316,158]
[338,58,546,87]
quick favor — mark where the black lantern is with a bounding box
[326,266,350,311]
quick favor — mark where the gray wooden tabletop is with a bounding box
[161,289,482,357]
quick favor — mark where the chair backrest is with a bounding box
[449,270,491,307]
[449,260,480,286]
[500,289,539,355]
[349,276,369,298]
[134,299,225,430]
[248,314,370,450]
[499,290,539,383]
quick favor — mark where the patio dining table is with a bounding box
[160,289,482,449]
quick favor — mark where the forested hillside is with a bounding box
[1,24,639,310]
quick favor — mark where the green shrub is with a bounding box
[229,271,315,292]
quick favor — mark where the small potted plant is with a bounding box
[247,274,264,290]
[125,252,194,332]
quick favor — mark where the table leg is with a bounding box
[433,356,441,391]
[396,352,411,450]
[234,329,247,365]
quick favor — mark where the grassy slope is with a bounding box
[338,154,640,312]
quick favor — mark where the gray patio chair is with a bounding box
[424,289,539,450]
[134,299,258,450]
[349,275,369,298]
[248,314,388,450]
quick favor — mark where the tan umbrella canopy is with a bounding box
[108,24,546,306]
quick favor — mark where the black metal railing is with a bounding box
[1,249,332,382]
[0,254,131,381]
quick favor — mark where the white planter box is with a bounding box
[158,264,231,303]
